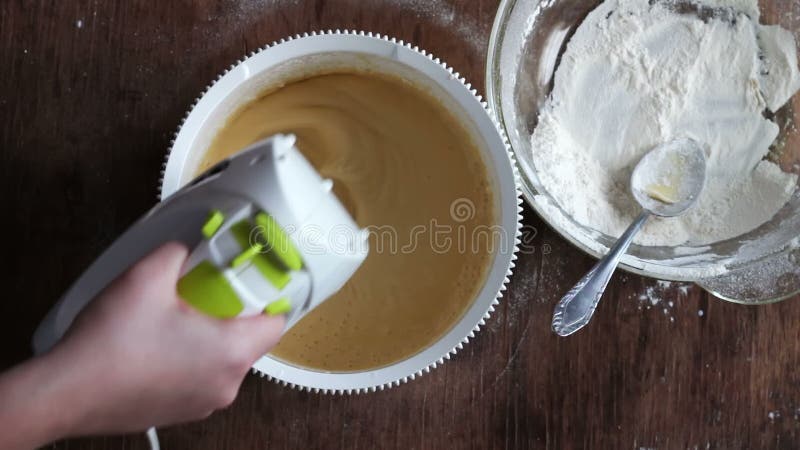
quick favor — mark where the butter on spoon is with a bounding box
[645,183,679,204]
[552,138,707,336]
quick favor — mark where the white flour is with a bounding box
[531,0,800,246]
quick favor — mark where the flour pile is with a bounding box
[531,0,800,246]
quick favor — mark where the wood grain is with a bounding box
[1,1,798,448]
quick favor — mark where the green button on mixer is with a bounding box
[254,212,303,271]
[202,210,225,238]
[231,243,263,268]
[178,261,243,318]
[230,221,291,289]
[264,297,292,316]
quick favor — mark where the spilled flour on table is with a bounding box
[395,0,487,54]
[631,280,697,322]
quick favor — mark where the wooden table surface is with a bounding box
[2,1,799,448]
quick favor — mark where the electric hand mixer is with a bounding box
[33,134,369,354]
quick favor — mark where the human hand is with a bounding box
[59,241,286,432]
[0,242,285,449]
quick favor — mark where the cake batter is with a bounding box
[201,72,496,371]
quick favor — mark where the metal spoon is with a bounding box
[551,138,707,337]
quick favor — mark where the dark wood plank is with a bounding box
[0,1,798,449]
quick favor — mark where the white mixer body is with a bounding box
[33,135,368,354]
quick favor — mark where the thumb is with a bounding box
[130,241,190,286]
[223,314,286,358]
[148,241,190,283]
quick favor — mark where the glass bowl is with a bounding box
[486,0,800,303]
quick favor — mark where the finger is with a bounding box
[223,314,286,358]
[80,242,188,316]
[143,241,189,283]
[125,241,189,286]
[117,242,189,309]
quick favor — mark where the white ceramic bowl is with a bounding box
[162,31,522,393]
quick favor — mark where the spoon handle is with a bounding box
[552,210,650,336]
